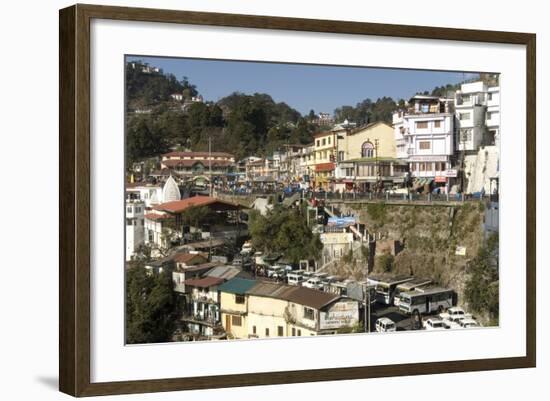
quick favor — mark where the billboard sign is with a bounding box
[327,216,357,227]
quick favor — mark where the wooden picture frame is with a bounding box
[59,3,536,397]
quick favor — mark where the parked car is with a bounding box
[423,318,449,330]
[303,277,323,290]
[375,317,397,333]
[458,318,481,329]
[439,306,467,321]
[241,241,253,255]
[385,188,408,195]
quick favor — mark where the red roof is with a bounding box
[183,276,224,288]
[315,163,335,172]
[153,196,242,214]
[162,151,234,159]
[173,252,208,264]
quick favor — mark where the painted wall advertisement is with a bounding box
[319,300,359,330]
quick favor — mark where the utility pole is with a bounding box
[208,135,212,197]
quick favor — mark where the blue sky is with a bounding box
[128,55,479,115]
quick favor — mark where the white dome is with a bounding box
[162,176,181,202]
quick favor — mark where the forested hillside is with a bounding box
[125,60,464,166]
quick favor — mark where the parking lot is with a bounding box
[371,305,417,331]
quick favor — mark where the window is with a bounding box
[304,307,315,320]
[235,294,245,304]
[419,163,426,171]
[316,140,320,147]
[231,315,242,326]
[291,328,296,336]
[459,112,471,121]
[434,120,441,128]
[416,121,428,129]
[265,328,270,337]
[126,218,132,226]
[419,141,431,150]
[327,136,331,144]
[487,93,493,101]
[322,138,326,146]
[253,326,257,335]
[338,151,345,162]
[278,326,284,336]
[297,329,302,336]
[460,130,472,142]
[135,207,141,213]
[126,207,132,213]
[361,142,374,158]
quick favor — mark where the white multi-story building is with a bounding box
[393,95,454,191]
[485,86,500,147]
[455,81,500,151]
[125,200,145,261]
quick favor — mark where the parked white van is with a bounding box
[287,270,305,286]
[375,317,397,333]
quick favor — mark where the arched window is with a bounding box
[361,142,375,158]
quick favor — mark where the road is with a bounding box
[370,305,419,331]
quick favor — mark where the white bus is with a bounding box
[398,287,454,315]
[368,275,415,305]
[393,278,432,307]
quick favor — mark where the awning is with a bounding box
[414,178,434,186]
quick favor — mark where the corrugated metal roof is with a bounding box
[183,277,224,288]
[217,278,257,294]
[247,281,340,310]
[284,286,340,309]
[206,266,241,280]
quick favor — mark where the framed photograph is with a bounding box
[59,4,536,397]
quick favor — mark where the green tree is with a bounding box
[464,233,499,322]
[249,206,322,264]
[126,267,177,344]
[376,253,395,273]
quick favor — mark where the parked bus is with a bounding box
[398,287,455,315]
[368,275,415,305]
[393,278,432,307]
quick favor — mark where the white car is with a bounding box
[375,317,397,333]
[241,241,253,255]
[439,306,467,321]
[423,318,449,330]
[458,318,481,329]
[444,315,470,329]
[303,277,323,290]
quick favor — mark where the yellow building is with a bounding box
[334,122,405,192]
[336,121,396,161]
[218,278,257,339]
[312,131,337,190]
[219,279,360,339]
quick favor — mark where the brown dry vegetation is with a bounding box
[330,202,487,309]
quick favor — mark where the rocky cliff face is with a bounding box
[338,202,488,308]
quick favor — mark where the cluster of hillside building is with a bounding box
[131,80,500,197]
[157,257,362,341]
